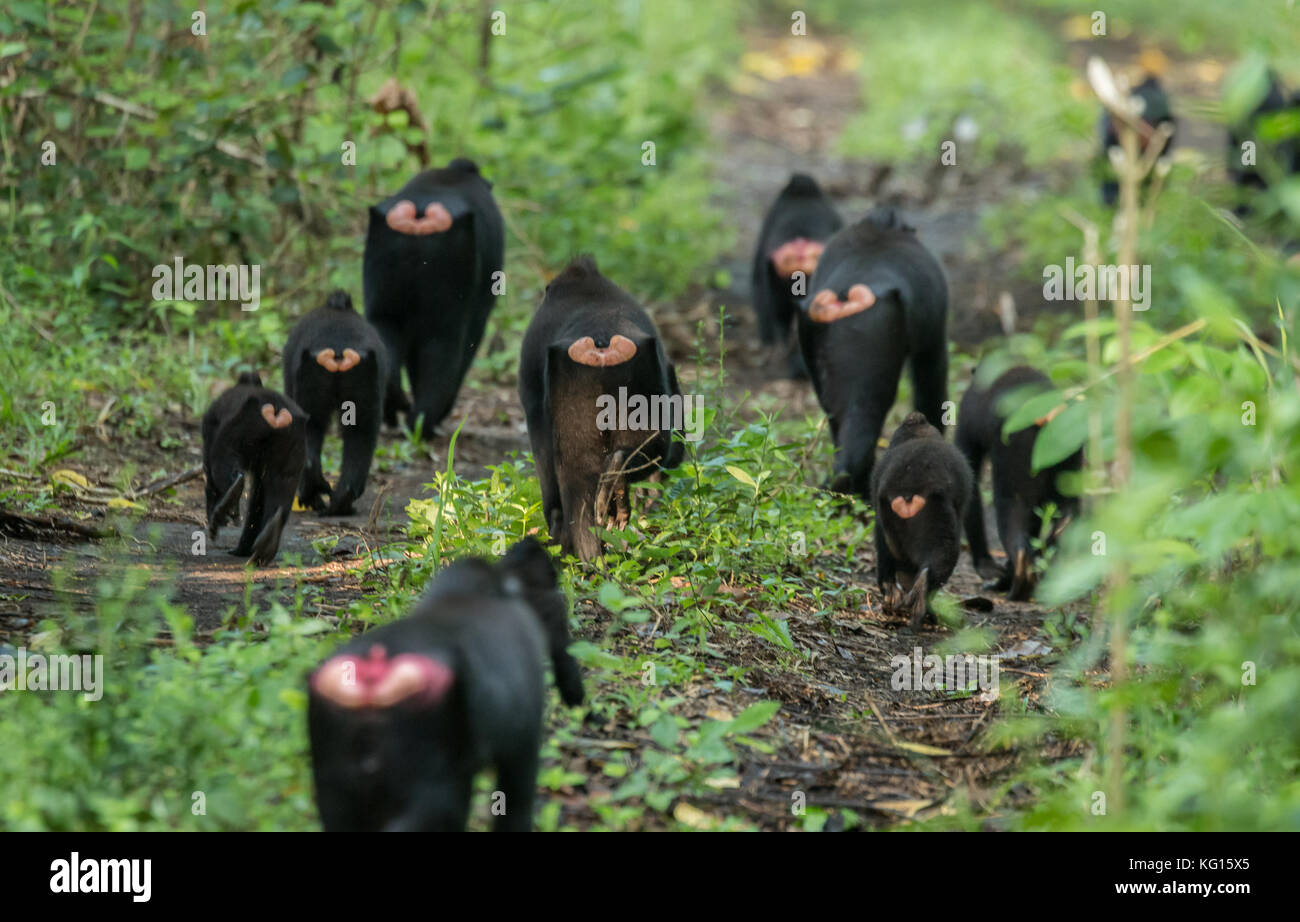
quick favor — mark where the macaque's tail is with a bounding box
[501,538,585,707]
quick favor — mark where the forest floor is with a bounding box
[0,28,1229,829]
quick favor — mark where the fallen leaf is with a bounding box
[893,741,953,757]
[51,469,92,490]
[673,802,717,829]
[870,798,935,818]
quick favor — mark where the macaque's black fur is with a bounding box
[955,365,1083,601]
[282,290,387,515]
[1098,75,1176,206]
[363,158,504,436]
[201,371,306,565]
[518,256,684,562]
[307,538,584,832]
[751,174,843,377]
[798,208,950,501]
[870,412,971,630]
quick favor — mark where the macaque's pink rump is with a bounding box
[385,200,454,235]
[769,237,825,279]
[311,645,454,709]
[807,284,876,323]
[315,348,363,373]
[567,334,638,367]
[890,495,926,519]
[260,403,294,429]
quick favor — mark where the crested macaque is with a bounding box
[518,256,685,562]
[363,158,504,436]
[307,538,584,832]
[798,208,950,501]
[752,174,843,378]
[1097,74,1176,206]
[1227,72,1300,209]
[282,290,387,515]
[871,412,972,630]
[201,372,306,565]
[955,364,1083,601]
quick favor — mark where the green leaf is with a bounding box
[725,465,757,490]
[123,147,151,170]
[727,700,780,735]
[1030,401,1087,473]
[1001,390,1062,439]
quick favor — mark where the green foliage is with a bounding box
[0,569,332,830]
[835,0,1093,168]
[1017,0,1300,58]
[981,174,1297,331]
[0,0,736,471]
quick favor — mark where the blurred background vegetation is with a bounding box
[1,0,1299,831]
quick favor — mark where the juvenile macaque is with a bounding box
[201,372,306,565]
[282,290,387,515]
[871,412,971,629]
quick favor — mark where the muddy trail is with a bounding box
[0,29,1222,828]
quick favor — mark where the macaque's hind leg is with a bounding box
[209,473,245,537]
[493,747,539,832]
[233,475,266,557]
[594,450,630,530]
[905,568,931,631]
[1006,548,1036,601]
[249,473,297,565]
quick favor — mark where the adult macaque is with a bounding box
[518,256,685,561]
[799,208,950,501]
[363,159,504,436]
[307,538,584,832]
[955,365,1083,601]
[752,174,843,378]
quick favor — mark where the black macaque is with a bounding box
[363,158,505,437]
[1098,74,1176,206]
[1227,73,1300,204]
[798,208,950,501]
[955,365,1083,602]
[752,174,844,378]
[870,412,971,630]
[519,256,685,562]
[201,372,306,565]
[282,290,387,516]
[306,538,584,832]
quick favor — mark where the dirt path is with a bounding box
[0,383,526,637]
